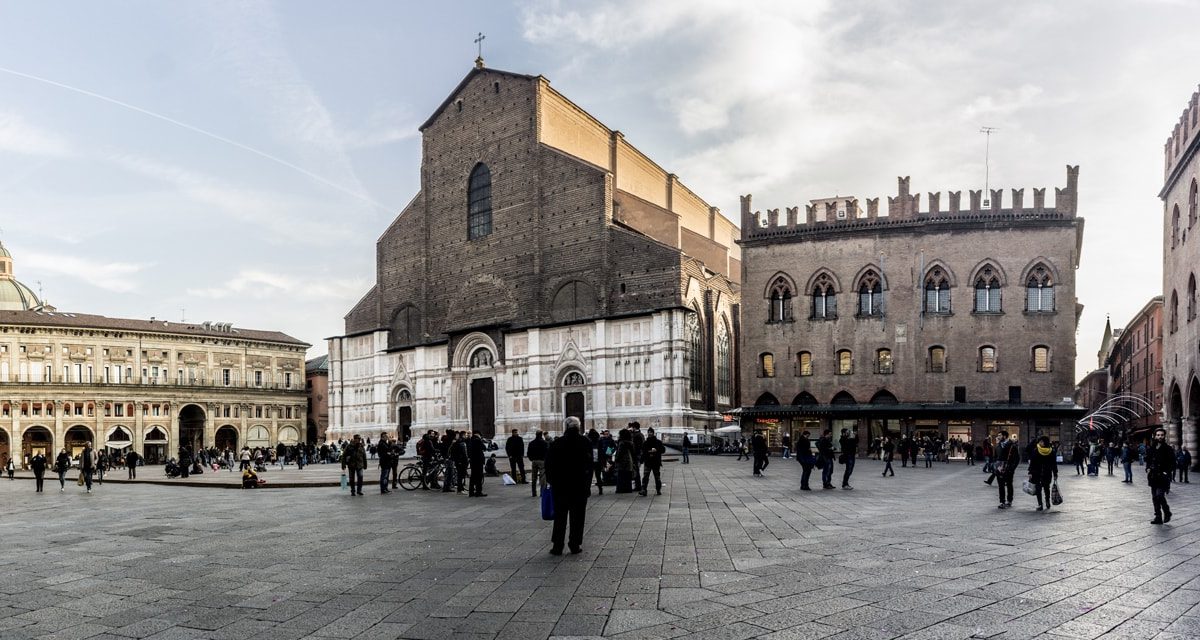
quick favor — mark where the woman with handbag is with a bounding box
[1027,436,1059,511]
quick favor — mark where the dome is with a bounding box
[0,241,43,311]
[0,277,41,311]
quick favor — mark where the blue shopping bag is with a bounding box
[541,485,555,520]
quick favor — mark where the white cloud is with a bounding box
[22,251,146,293]
[0,111,72,157]
[186,268,368,303]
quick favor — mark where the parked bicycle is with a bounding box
[398,458,446,491]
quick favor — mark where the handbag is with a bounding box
[1022,479,1037,496]
[77,473,85,486]
[540,485,555,520]
[1050,481,1063,505]
[815,456,827,470]
[994,462,1006,475]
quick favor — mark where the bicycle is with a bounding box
[398,458,446,491]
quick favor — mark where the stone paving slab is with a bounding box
[1,456,1198,639]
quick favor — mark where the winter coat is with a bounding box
[467,436,486,465]
[1027,447,1058,485]
[340,442,367,471]
[527,437,548,461]
[641,435,665,469]
[505,435,525,459]
[614,440,634,472]
[545,430,594,499]
[1147,441,1176,489]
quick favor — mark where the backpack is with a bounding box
[416,438,430,457]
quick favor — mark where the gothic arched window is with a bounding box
[1190,179,1198,229]
[857,270,883,317]
[811,273,836,320]
[1025,264,1055,312]
[467,163,493,240]
[1172,204,1181,248]
[1170,290,1179,334]
[768,277,794,323]
[974,265,1002,313]
[715,320,732,405]
[686,310,704,399]
[1189,274,1197,322]
[923,267,950,314]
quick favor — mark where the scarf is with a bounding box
[1037,444,1053,457]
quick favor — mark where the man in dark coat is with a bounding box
[125,450,140,479]
[527,431,548,497]
[630,423,645,492]
[1147,428,1176,524]
[505,429,527,483]
[545,417,594,555]
[596,429,615,494]
[467,432,487,497]
[638,428,666,496]
[839,429,858,489]
[376,433,393,494]
[30,452,47,492]
[817,430,836,489]
[751,431,769,476]
[796,430,815,490]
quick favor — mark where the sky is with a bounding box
[0,0,1195,383]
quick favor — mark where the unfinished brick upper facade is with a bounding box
[330,64,739,440]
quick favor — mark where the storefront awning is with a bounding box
[732,402,1087,420]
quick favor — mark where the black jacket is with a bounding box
[997,440,1021,472]
[527,437,548,461]
[467,436,486,465]
[641,435,665,469]
[546,431,594,498]
[1148,440,1176,488]
[751,434,768,455]
[1027,447,1058,484]
[505,435,525,458]
[816,436,834,459]
[796,436,813,458]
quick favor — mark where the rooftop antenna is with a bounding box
[180,308,186,323]
[980,126,997,207]
[36,280,43,299]
[474,32,486,68]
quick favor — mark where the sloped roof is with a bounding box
[306,354,329,374]
[0,310,309,347]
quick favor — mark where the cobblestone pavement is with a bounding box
[1,455,1198,640]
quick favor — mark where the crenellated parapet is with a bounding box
[1162,86,1200,194]
[740,165,1080,240]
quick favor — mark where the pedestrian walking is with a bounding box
[630,423,645,492]
[681,433,691,464]
[5,455,13,480]
[528,430,548,497]
[56,448,70,491]
[796,430,815,490]
[1147,428,1175,524]
[923,437,934,468]
[752,431,769,476]
[1121,441,1135,483]
[881,436,895,477]
[79,441,97,493]
[995,431,1020,509]
[467,431,487,497]
[1176,448,1191,483]
[340,434,367,496]
[817,430,836,489]
[614,429,635,493]
[1027,436,1059,511]
[545,416,594,555]
[780,432,791,459]
[506,429,527,483]
[639,428,665,496]
[96,451,107,484]
[839,428,858,489]
[595,429,614,495]
[125,450,140,479]
[31,452,47,492]
[1071,442,1086,475]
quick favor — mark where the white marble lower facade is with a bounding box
[327,309,725,441]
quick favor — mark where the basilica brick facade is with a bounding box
[328,63,740,441]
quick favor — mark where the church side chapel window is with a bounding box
[467,163,493,240]
[1025,264,1055,312]
[974,266,1002,313]
[469,347,493,368]
[1172,205,1181,248]
[857,270,883,317]
[811,274,836,320]
[686,310,704,399]
[767,277,793,323]
[923,268,951,315]
[715,321,732,404]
